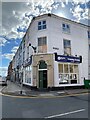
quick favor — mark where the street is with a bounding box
[0,86,3,120]
[1,92,89,119]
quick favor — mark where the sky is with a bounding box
[0,0,90,77]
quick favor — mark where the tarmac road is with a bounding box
[1,92,89,119]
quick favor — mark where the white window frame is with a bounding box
[38,36,47,53]
[58,63,79,84]
[63,39,71,55]
[38,20,46,30]
[62,23,70,33]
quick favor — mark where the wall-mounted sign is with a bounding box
[55,53,81,63]
[53,47,59,50]
[24,55,32,67]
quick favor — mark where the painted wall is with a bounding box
[46,15,88,85]
[21,14,89,86]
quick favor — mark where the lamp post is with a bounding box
[20,64,23,94]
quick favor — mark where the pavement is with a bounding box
[1,80,89,97]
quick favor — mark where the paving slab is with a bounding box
[1,80,89,97]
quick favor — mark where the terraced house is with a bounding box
[8,14,90,90]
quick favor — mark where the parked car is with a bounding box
[0,77,7,86]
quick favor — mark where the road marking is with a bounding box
[0,92,89,99]
[45,109,85,118]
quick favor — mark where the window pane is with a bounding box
[43,25,46,29]
[58,64,63,73]
[25,66,31,84]
[38,46,47,53]
[38,26,41,30]
[38,21,41,25]
[69,65,73,73]
[62,24,65,27]
[39,61,47,69]
[38,37,46,46]
[73,74,77,80]
[64,64,68,73]
[38,38,42,46]
[64,40,70,47]
[62,23,70,33]
[38,37,47,53]
[59,74,69,84]
[67,24,69,28]
[38,20,46,30]
[43,37,47,45]
[43,21,46,24]
[74,65,78,73]
[63,39,71,55]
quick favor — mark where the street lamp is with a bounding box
[29,43,37,53]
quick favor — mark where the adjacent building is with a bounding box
[9,14,90,89]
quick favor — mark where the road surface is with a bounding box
[0,91,89,119]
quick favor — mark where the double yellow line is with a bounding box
[0,92,89,99]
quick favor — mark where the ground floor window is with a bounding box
[58,63,79,84]
[25,66,32,84]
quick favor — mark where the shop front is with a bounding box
[58,63,79,84]
[55,53,81,86]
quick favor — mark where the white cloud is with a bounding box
[72,0,85,4]
[0,37,7,46]
[82,8,89,19]
[11,46,19,53]
[70,4,89,22]
[3,53,15,60]
[61,2,65,7]
[2,46,19,60]
[2,1,59,37]
[0,67,8,77]
[1,1,89,43]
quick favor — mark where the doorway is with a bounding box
[38,60,47,89]
[39,70,47,88]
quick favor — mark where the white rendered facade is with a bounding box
[12,14,90,89]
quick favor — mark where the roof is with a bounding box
[34,13,89,28]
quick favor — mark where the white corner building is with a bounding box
[11,14,90,89]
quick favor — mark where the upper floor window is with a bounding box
[38,20,46,30]
[88,31,90,39]
[62,23,70,33]
[38,37,47,53]
[63,39,71,55]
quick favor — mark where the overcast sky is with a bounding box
[0,0,90,76]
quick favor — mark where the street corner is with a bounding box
[1,90,38,98]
